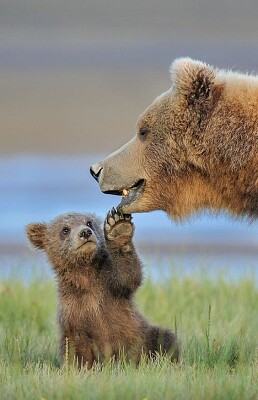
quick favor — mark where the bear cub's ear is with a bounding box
[170,57,216,106]
[26,223,47,250]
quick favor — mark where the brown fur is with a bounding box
[91,58,258,220]
[26,211,179,368]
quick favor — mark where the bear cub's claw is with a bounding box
[104,207,134,241]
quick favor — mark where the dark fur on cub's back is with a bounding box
[26,210,179,368]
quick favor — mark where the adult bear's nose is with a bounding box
[90,163,103,182]
[79,228,92,240]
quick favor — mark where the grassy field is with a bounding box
[0,266,257,400]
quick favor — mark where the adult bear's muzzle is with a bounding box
[89,136,151,213]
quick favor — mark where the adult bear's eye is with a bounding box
[138,127,149,139]
[87,221,93,229]
[62,227,70,235]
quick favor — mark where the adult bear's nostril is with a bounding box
[90,164,103,182]
[79,229,92,239]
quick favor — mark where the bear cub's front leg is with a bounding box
[103,207,142,297]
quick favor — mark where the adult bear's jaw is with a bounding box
[110,179,146,213]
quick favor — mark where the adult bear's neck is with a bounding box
[208,161,258,219]
[163,165,258,220]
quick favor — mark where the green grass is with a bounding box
[0,266,257,400]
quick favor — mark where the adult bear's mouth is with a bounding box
[103,179,145,211]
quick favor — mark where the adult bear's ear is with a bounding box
[26,223,47,250]
[170,58,216,107]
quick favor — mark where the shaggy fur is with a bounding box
[91,58,258,220]
[26,210,179,368]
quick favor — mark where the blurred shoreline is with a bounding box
[1,155,258,256]
[3,241,258,257]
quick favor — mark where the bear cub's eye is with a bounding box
[138,127,149,139]
[62,227,70,235]
[86,221,93,229]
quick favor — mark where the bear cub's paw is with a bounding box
[104,207,134,242]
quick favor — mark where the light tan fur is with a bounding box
[91,58,258,220]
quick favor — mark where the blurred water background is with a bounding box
[1,0,258,281]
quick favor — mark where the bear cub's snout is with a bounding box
[78,227,92,239]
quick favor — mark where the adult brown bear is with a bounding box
[90,58,258,220]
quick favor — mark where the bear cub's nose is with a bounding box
[79,228,92,240]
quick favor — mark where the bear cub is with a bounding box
[26,208,179,368]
